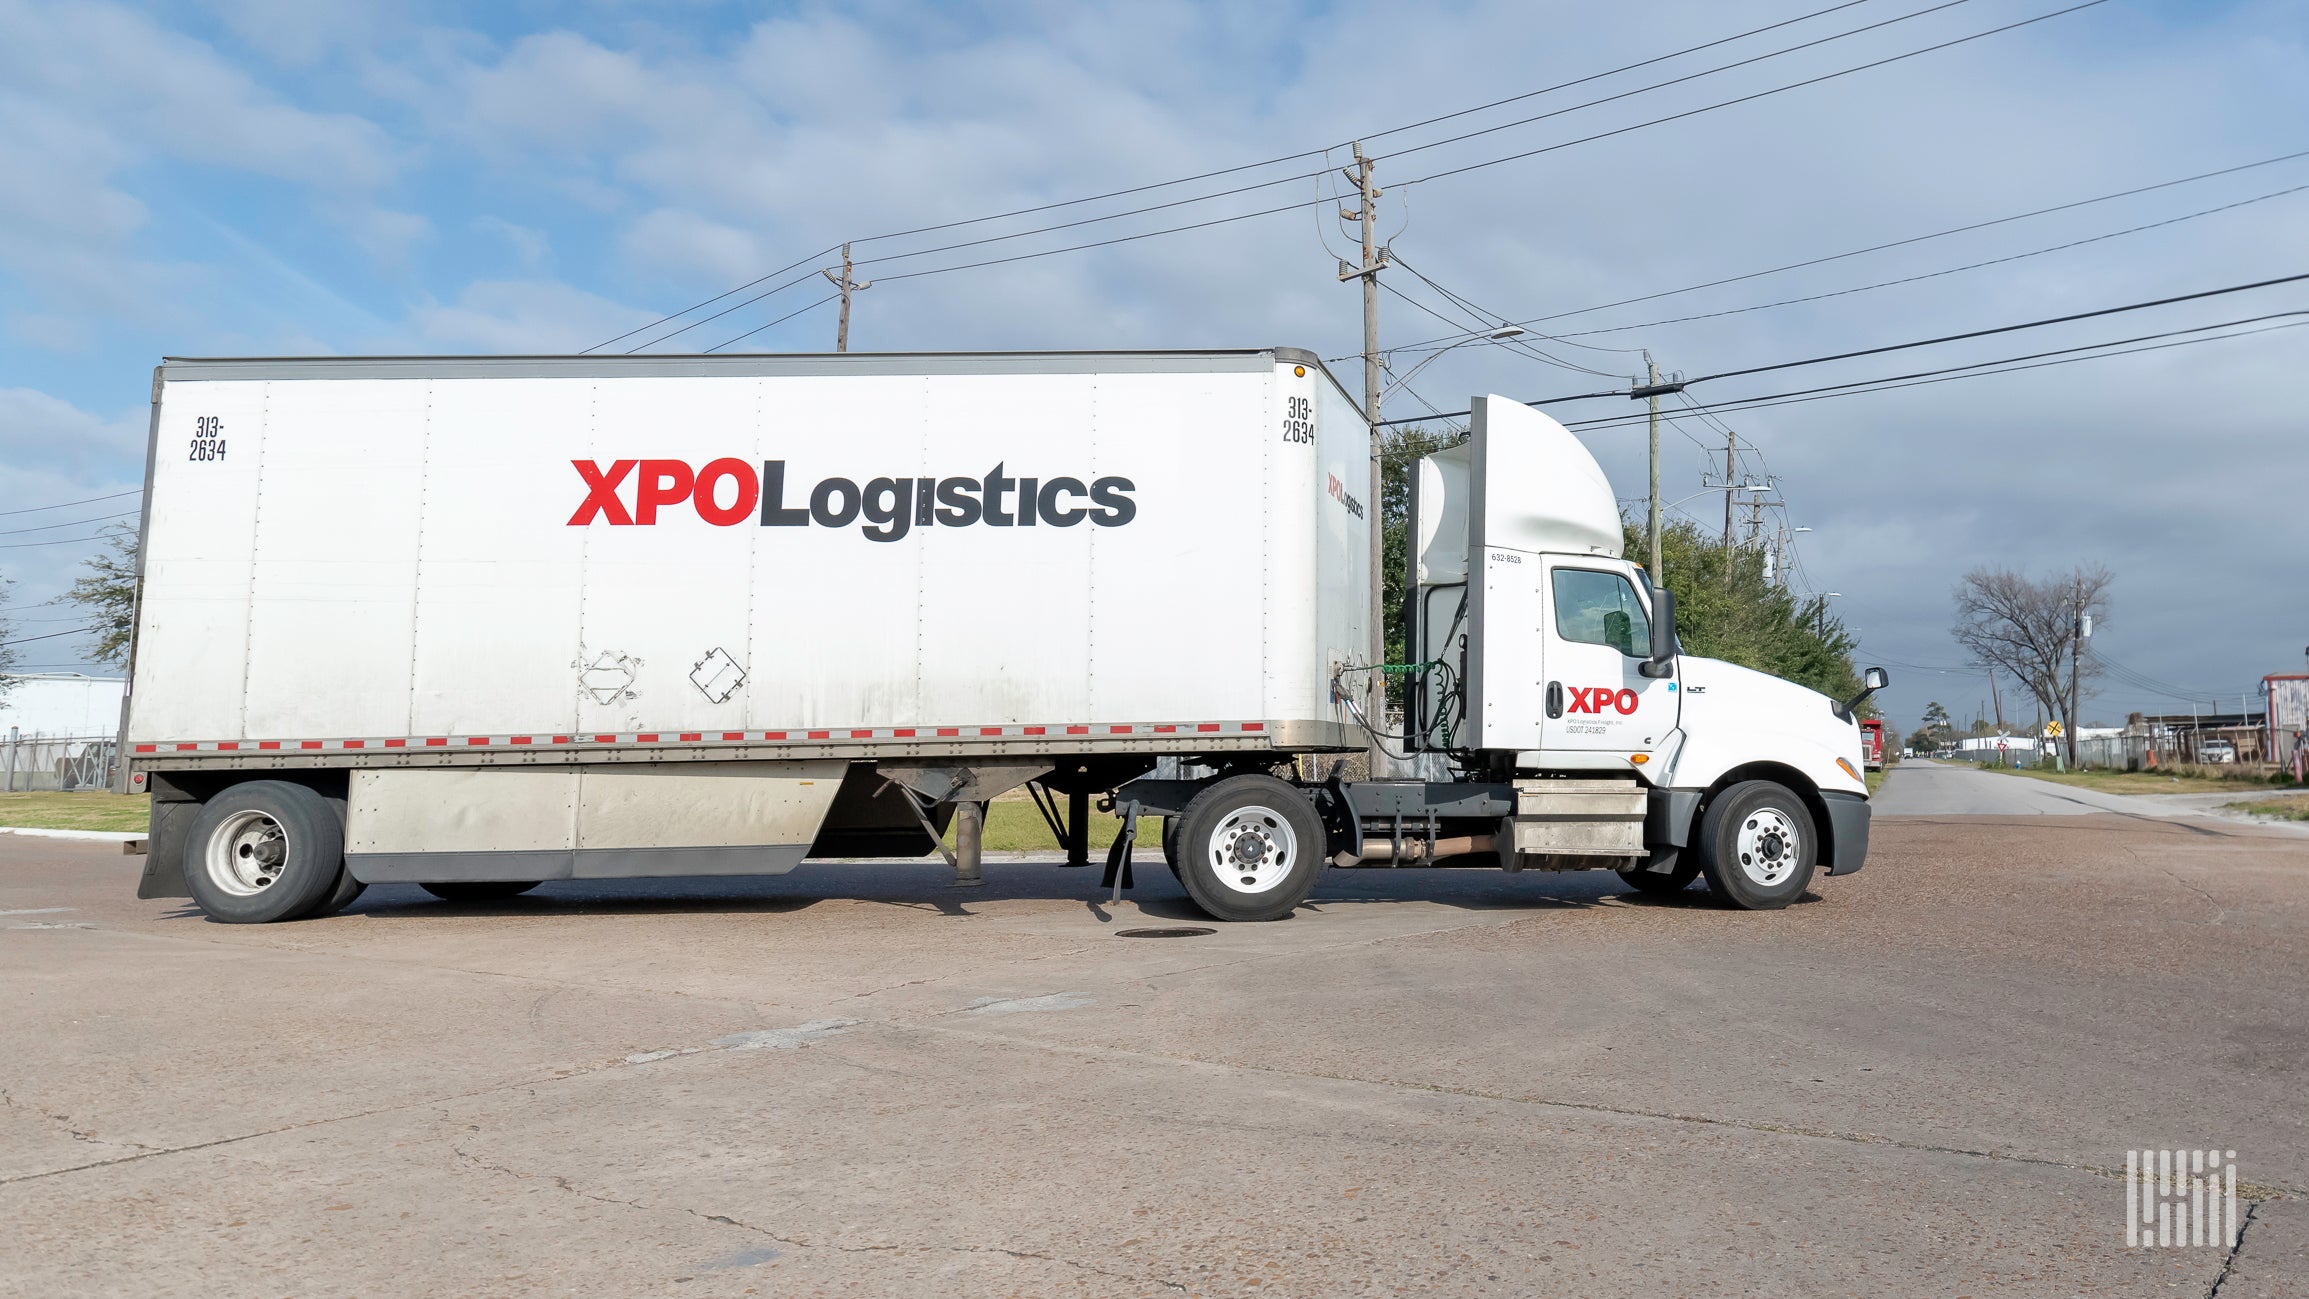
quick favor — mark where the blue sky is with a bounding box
[3,0,2306,729]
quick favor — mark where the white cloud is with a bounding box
[474,216,552,269]
[411,279,652,353]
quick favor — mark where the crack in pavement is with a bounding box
[0,1087,160,1157]
[448,1139,1186,1291]
[2204,1199,2261,1299]
[897,1019,2309,1201]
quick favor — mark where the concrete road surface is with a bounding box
[1876,760,2309,832]
[2,807,2304,1297]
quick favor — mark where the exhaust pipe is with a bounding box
[1331,834,1495,868]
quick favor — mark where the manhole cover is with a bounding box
[1115,926,1216,938]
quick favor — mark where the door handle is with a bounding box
[1546,681,1563,719]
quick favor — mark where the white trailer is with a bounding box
[124,350,1881,924]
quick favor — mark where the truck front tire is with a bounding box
[1695,780,1817,910]
[1173,775,1323,922]
[181,781,347,924]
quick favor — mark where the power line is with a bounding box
[1570,308,2309,428]
[705,293,843,354]
[666,0,2101,351]
[1387,253,1638,374]
[0,532,121,551]
[0,632,93,650]
[835,0,1978,281]
[1686,267,2309,386]
[1391,143,2309,355]
[585,246,840,355]
[1564,312,2309,432]
[1385,268,2309,424]
[1555,181,2309,338]
[1399,1,2107,191]
[0,510,137,537]
[0,488,141,519]
[603,0,1899,351]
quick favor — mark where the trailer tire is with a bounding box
[1173,775,1323,922]
[299,867,368,919]
[182,781,346,924]
[1695,781,1817,911]
[420,880,542,902]
[1160,816,1182,881]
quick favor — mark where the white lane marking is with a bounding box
[963,992,1096,1016]
[0,908,74,917]
[6,922,94,930]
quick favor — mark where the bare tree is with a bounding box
[1951,564,2112,766]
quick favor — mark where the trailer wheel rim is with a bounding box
[1206,806,1297,895]
[1735,808,1798,888]
[205,810,290,897]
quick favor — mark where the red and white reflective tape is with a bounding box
[131,720,1269,756]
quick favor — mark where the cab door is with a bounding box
[1538,561,1678,753]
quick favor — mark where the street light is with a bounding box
[1382,326,1526,398]
[1816,591,1843,637]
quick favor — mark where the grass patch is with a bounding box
[2222,795,2309,821]
[952,800,1163,854]
[0,791,149,833]
[1976,764,2305,795]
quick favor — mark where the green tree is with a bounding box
[65,524,138,667]
[1380,424,1458,667]
[1920,700,1952,739]
[1631,517,1864,705]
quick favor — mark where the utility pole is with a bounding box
[1340,142,1387,772]
[1645,351,1662,579]
[2067,574,2085,769]
[1989,671,2007,764]
[821,242,872,352]
[1722,428,1737,549]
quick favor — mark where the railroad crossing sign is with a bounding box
[2046,721,2064,737]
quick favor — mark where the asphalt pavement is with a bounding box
[3,785,2305,1297]
[1875,759,2309,831]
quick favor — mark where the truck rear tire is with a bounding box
[420,881,543,902]
[1173,775,1322,922]
[1695,781,1817,911]
[182,781,346,924]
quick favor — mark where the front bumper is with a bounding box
[1820,790,1870,876]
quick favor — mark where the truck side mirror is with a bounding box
[1639,586,1677,679]
[1836,665,1890,720]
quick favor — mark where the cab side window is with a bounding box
[1552,568,1650,657]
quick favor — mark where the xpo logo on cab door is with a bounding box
[1567,686,1641,715]
[567,458,1135,541]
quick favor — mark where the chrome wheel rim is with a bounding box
[1206,806,1297,894]
[1736,807,1799,888]
[205,809,290,897]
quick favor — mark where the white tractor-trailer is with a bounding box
[123,349,1881,923]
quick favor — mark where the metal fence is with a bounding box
[0,731,119,793]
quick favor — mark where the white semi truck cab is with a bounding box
[1125,394,1881,919]
[123,352,1876,924]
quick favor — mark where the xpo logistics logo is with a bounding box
[568,459,1135,542]
[1567,686,1642,715]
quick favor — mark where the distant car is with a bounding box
[2199,739,2237,764]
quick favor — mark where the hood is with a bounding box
[1670,656,1866,796]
